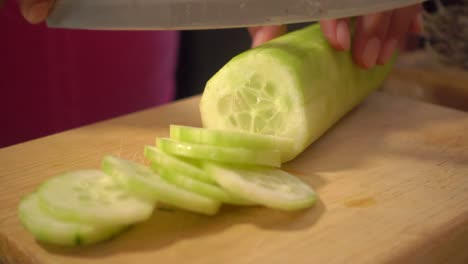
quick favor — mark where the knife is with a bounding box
[46,0,425,30]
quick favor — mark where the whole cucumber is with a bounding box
[200,23,395,162]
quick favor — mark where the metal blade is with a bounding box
[47,0,424,30]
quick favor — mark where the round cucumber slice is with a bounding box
[19,193,126,246]
[102,155,221,215]
[156,137,281,167]
[157,167,255,206]
[204,163,317,211]
[169,125,295,161]
[38,169,154,226]
[144,145,215,184]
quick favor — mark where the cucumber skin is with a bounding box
[200,23,395,162]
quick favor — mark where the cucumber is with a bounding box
[156,137,281,167]
[145,146,254,205]
[102,154,162,203]
[18,193,126,246]
[170,125,295,161]
[156,167,255,206]
[38,169,154,226]
[102,155,221,215]
[144,145,215,184]
[204,163,317,211]
[200,23,395,162]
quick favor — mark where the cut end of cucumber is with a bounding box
[200,47,307,162]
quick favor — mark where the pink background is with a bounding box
[0,0,180,148]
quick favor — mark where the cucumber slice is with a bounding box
[144,145,215,184]
[102,154,161,203]
[102,155,221,215]
[18,193,126,246]
[157,137,281,167]
[38,169,154,226]
[200,23,395,162]
[170,125,295,161]
[204,163,317,211]
[156,167,255,206]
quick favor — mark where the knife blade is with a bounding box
[47,0,425,30]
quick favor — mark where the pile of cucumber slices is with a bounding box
[18,125,317,246]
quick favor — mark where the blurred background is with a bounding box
[0,0,467,148]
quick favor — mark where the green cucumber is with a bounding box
[204,162,317,211]
[102,155,221,215]
[200,23,395,162]
[18,193,126,246]
[170,125,295,161]
[144,145,215,184]
[37,169,154,226]
[157,137,281,167]
[156,166,255,206]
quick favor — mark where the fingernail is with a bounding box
[362,37,381,68]
[252,30,265,48]
[336,20,350,50]
[362,14,378,32]
[24,1,50,24]
[378,39,398,65]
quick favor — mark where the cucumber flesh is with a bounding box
[102,155,221,215]
[19,193,126,246]
[157,167,255,206]
[204,163,317,211]
[144,145,215,184]
[38,169,154,226]
[169,125,295,161]
[157,137,281,167]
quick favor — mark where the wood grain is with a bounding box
[1,92,468,264]
[382,51,468,112]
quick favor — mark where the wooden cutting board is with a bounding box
[1,92,468,264]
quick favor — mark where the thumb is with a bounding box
[19,0,55,24]
[248,25,287,48]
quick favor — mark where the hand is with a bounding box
[16,0,55,24]
[320,4,422,69]
[248,4,422,69]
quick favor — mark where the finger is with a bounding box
[249,25,287,48]
[352,11,393,69]
[320,18,351,51]
[319,20,339,49]
[247,27,261,38]
[377,5,421,65]
[336,19,351,50]
[19,0,55,24]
